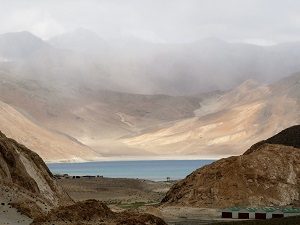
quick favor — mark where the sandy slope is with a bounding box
[0,71,201,159]
[122,77,300,157]
[0,100,101,162]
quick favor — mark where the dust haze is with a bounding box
[1,0,300,95]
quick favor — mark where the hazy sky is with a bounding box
[1,0,300,45]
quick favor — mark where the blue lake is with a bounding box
[48,160,214,181]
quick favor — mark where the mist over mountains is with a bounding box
[2,29,300,95]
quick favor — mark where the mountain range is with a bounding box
[0,30,300,161]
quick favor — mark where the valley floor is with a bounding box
[2,177,299,224]
[57,177,300,224]
[57,177,225,224]
[57,177,174,207]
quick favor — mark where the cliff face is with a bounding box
[161,126,300,208]
[0,130,72,218]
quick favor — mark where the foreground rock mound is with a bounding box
[161,126,300,208]
[32,199,167,225]
[0,130,72,218]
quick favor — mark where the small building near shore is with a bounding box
[221,207,300,220]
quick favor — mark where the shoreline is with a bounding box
[47,159,215,182]
[46,157,220,164]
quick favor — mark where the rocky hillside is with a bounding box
[161,126,300,208]
[0,130,73,221]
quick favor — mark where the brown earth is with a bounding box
[57,177,174,205]
[161,126,300,208]
[31,199,167,225]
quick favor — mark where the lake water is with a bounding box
[48,160,214,181]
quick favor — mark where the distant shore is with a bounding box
[45,155,223,164]
[47,159,215,181]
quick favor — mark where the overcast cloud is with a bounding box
[1,0,300,45]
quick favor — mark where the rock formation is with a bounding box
[0,130,72,218]
[161,125,300,208]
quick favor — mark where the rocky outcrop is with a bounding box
[31,199,167,225]
[161,126,300,208]
[0,130,73,218]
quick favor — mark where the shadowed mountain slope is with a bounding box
[245,125,300,155]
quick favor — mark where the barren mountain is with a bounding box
[122,74,300,157]
[49,29,300,95]
[4,30,300,95]
[161,125,300,208]
[0,92,101,162]
[0,70,201,158]
[1,70,300,160]
[1,31,300,160]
